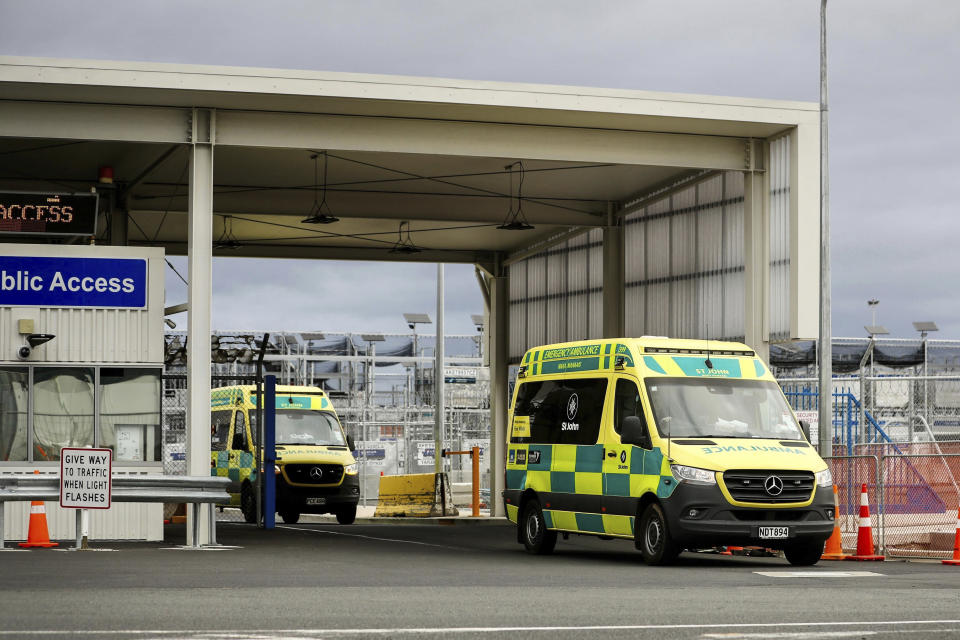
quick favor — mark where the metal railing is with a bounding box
[0,474,230,550]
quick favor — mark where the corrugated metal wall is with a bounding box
[624,172,745,341]
[769,134,791,341]
[506,142,793,359]
[508,228,603,361]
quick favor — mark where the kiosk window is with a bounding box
[99,368,161,462]
[33,367,95,460]
[613,379,648,436]
[512,378,607,445]
[0,367,28,462]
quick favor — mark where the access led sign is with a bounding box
[0,191,99,236]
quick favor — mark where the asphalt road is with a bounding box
[2,521,960,639]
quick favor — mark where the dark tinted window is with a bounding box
[613,378,648,436]
[512,378,607,445]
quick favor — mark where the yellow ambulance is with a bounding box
[210,385,359,524]
[504,337,834,566]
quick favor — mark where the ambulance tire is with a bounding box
[280,510,301,524]
[783,539,824,566]
[638,503,681,566]
[336,505,357,525]
[241,483,257,524]
[521,499,557,555]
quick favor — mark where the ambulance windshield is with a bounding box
[644,378,804,440]
[274,410,347,446]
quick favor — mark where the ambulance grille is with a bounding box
[285,463,344,485]
[721,470,815,504]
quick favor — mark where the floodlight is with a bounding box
[360,333,386,342]
[471,314,485,328]
[403,313,432,324]
[912,321,938,333]
[302,332,326,341]
[282,334,299,346]
[864,325,889,337]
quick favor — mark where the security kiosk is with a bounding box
[0,244,165,541]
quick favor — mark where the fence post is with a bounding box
[264,374,276,530]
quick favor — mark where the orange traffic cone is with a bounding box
[942,507,960,566]
[821,485,848,560]
[847,483,883,561]
[19,500,58,549]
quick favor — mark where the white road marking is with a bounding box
[278,525,460,549]
[753,571,883,577]
[702,633,875,639]
[3,620,960,636]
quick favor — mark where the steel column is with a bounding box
[186,108,215,545]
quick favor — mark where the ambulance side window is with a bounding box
[512,378,607,445]
[613,379,648,436]
[210,410,231,451]
[232,410,248,451]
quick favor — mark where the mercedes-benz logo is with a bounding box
[310,467,324,479]
[764,475,784,496]
[566,393,579,420]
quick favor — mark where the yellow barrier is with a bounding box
[374,472,459,517]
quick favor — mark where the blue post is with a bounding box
[264,374,276,530]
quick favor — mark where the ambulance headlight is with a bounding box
[344,462,359,475]
[815,468,833,487]
[671,464,716,485]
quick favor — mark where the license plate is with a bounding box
[306,497,326,506]
[758,526,789,539]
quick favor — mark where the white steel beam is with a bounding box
[743,140,770,362]
[186,108,215,545]
[0,101,189,143]
[215,110,748,170]
[488,265,509,518]
[791,123,821,340]
[602,206,625,338]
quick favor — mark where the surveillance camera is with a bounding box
[408,324,415,330]
[17,346,31,360]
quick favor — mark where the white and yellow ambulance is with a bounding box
[211,385,360,524]
[503,337,834,566]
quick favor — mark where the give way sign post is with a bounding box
[60,447,112,549]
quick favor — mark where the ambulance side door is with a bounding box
[602,377,655,529]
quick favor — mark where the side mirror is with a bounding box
[621,415,652,450]
[799,420,811,442]
[231,430,246,451]
[346,434,356,452]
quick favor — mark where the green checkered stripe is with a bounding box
[212,450,255,505]
[506,443,677,538]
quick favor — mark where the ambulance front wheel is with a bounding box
[521,498,557,555]
[241,483,257,524]
[336,504,357,525]
[638,503,681,566]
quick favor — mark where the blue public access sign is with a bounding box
[0,255,147,308]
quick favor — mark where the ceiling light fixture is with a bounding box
[388,221,422,254]
[214,215,242,250]
[497,161,534,230]
[301,151,340,225]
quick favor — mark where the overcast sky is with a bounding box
[1,0,958,339]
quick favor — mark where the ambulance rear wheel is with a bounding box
[521,499,556,555]
[280,510,301,524]
[784,539,824,566]
[336,505,357,525]
[241,484,257,524]
[638,503,680,566]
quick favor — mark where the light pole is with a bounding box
[817,0,833,457]
[471,314,485,360]
[867,299,880,328]
[403,313,431,405]
[913,321,939,438]
[359,333,385,506]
